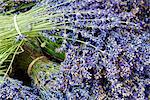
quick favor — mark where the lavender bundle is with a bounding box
[0,1,65,78]
[27,56,61,99]
[0,0,149,100]
[0,0,147,76]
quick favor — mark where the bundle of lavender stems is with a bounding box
[0,0,149,100]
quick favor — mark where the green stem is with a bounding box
[3,40,24,79]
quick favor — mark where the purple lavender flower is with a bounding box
[16,34,27,42]
[0,77,40,100]
[30,0,150,99]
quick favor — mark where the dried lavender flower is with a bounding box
[0,77,40,100]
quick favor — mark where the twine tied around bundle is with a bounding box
[14,15,22,36]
